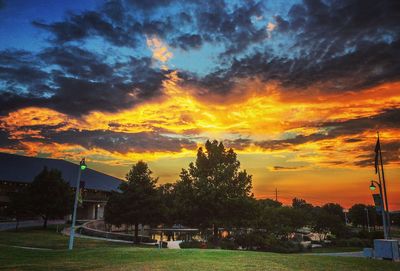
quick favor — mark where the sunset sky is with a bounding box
[0,0,399,209]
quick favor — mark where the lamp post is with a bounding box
[68,158,87,250]
[369,180,388,239]
[364,207,370,232]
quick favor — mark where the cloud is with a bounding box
[32,10,139,47]
[0,47,167,116]
[270,166,305,171]
[146,36,173,63]
[171,34,202,51]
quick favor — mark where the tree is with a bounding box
[29,167,72,228]
[105,161,161,243]
[311,207,346,239]
[6,187,32,231]
[322,203,345,222]
[348,203,368,229]
[292,198,313,210]
[177,140,253,239]
[256,205,308,238]
[258,198,282,208]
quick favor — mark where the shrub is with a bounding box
[357,230,384,240]
[219,238,238,250]
[179,240,204,249]
[234,232,304,253]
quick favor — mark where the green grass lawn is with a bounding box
[0,225,131,249]
[0,227,399,271]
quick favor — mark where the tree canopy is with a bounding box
[175,140,253,236]
[105,161,161,243]
[29,167,72,228]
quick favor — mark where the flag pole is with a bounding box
[377,131,390,236]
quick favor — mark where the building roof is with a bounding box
[0,152,122,192]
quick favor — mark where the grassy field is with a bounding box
[1,227,399,271]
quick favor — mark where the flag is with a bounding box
[374,136,380,174]
[372,194,383,214]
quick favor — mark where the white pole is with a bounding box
[68,165,82,250]
[365,208,370,232]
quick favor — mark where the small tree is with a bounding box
[6,187,32,231]
[292,198,313,210]
[29,167,72,228]
[348,204,368,229]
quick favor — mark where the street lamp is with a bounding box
[369,180,388,239]
[369,181,376,191]
[68,158,87,250]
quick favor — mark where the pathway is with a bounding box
[0,220,65,231]
[311,251,364,257]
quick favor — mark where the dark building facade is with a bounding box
[0,152,122,220]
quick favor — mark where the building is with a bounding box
[0,152,122,220]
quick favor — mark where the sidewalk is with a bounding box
[311,251,364,257]
[0,220,65,231]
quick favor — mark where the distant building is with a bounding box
[0,152,122,220]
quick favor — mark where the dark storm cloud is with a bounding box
[125,0,175,11]
[355,140,400,167]
[32,10,139,47]
[0,128,20,149]
[185,37,400,94]
[194,0,266,56]
[286,0,400,49]
[8,126,197,153]
[171,34,202,51]
[185,0,400,94]
[40,46,114,80]
[0,47,167,116]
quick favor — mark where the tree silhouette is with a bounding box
[176,140,253,239]
[105,161,161,243]
[29,167,72,228]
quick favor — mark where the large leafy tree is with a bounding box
[105,161,161,243]
[29,167,72,228]
[176,140,253,238]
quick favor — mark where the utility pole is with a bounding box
[275,188,278,202]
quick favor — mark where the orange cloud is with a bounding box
[146,35,173,63]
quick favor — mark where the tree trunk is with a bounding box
[43,216,48,229]
[134,223,139,244]
[213,225,219,244]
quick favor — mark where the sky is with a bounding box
[0,0,399,209]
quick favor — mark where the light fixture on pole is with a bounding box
[68,158,87,250]
[369,180,388,239]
